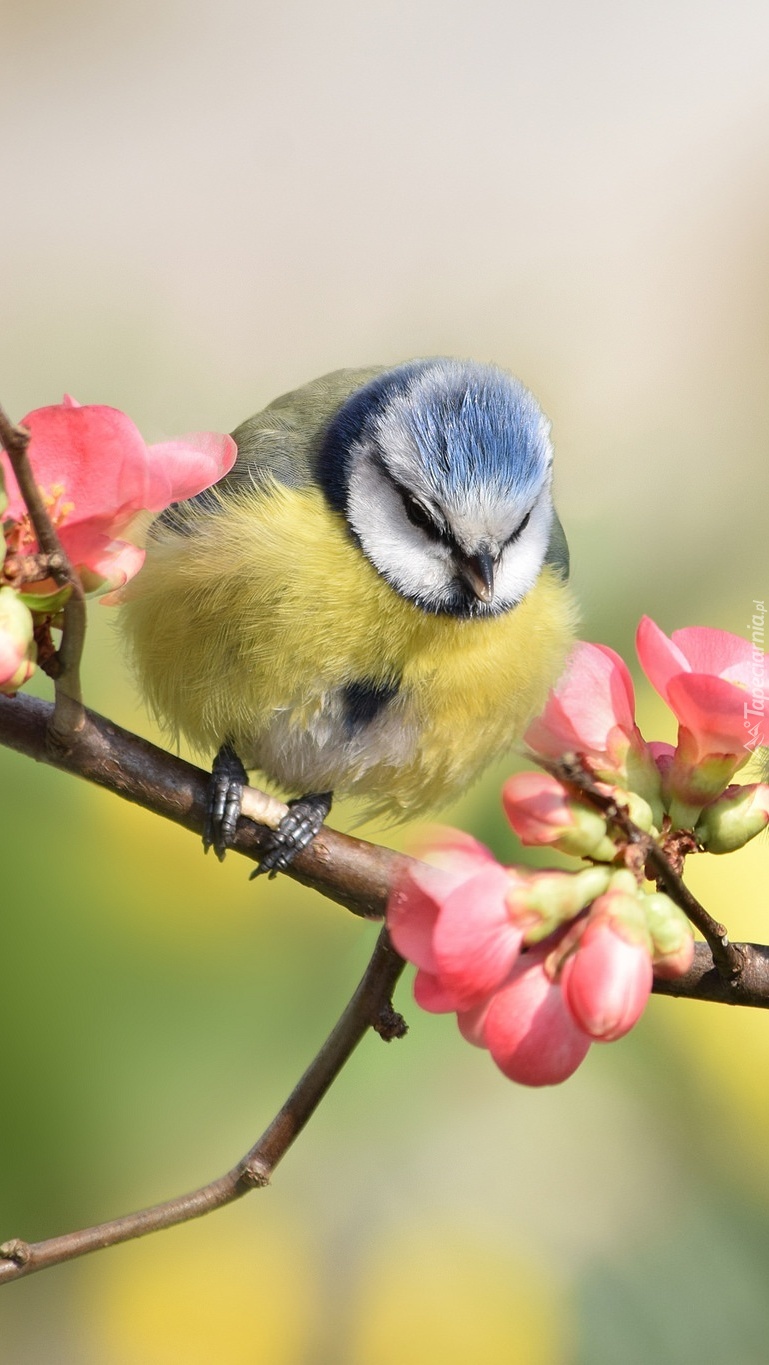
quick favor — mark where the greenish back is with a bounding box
[226,365,387,492]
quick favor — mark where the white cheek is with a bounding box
[346,453,453,604]
[493,499,553,609]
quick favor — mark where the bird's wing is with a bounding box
[545,510,569,580]
[224,365,388,492]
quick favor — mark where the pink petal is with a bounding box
[635,616,691,704]
[145,432,236,509]
[525,641,636,758]
[4,405,237,574]
[84,538,147,594]
[648,741,675,762]
[648,739,676,782]
[416,827,498,881]
[413,968,461,1014]
[432,865,523,1010]
[667,672,752,759]
[10,403,153,527]
[560,919,653,1041]
[502,771,572,843]
[456,998,492,1047]
[670,626,756,685]
[482,949,592,1086]
[387,863,452,974]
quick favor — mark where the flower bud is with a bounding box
[559,883,653,1041]
[641,891,694,979]
[502,771,617,860]
[0,587,36,695]
[510,865,613,945]
[695,784,769,854]
[478,944,592,1086]
[619,788,656,833]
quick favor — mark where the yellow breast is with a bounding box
[122,481,576,819]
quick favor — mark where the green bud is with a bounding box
[552,806,619,862]
[607,868,642,898]
[695,784,769,853]
[520,864,613,944]
[642,891,694,978]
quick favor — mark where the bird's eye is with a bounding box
[505,510,531,546]
[402,492,441,539]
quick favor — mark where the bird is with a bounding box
[121,359,576,875]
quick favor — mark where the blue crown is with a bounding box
[317,359,550,513]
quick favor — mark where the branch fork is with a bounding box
[550,755,744,981]
[0,404,86,746]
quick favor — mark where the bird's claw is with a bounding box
[204,744,249,860]
[250,792,333,879]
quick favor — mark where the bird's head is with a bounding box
[318,359,557,618]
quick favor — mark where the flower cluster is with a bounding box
[388,832,692,1086]
[388,622,769,1086]
[0,397,235,694]
[521,621,768,843]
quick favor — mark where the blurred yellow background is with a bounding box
[1,0,768,1360]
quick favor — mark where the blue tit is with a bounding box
[121,359,576,874]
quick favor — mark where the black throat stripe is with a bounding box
[342,677,401,734]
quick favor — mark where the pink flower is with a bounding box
[467,942,592,1086]
[524,641,661,814]
[388,837,522,1013]
[0,586,36,694]
[388,817,694,1087]
[524,642,637,767]
[636,617,767,820]
[636,618,761,760]
[2,397,236,592]
[387,839,622,1086]
[388,836,612,1021]
[559,883,653,1042]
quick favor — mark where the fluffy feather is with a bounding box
[122,478,576,819]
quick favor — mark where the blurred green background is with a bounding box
[1,0,768,1359]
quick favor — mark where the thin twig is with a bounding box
[0,927,406,1283]
[0,403,86,744]
[548,755,744,981]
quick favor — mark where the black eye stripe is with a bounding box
[504,509,531,547]
[389,471,532,555]
[398,487,450,544]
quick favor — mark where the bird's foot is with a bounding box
[204,743,248,861]
[250,791,333,880]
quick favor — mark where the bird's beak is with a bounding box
[456,549,495,604]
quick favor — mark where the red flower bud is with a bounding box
[560,885,653,1041]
